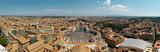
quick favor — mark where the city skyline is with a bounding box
[0,0,160,16]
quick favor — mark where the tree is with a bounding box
[0,35,8,46]
[95,22,128,32]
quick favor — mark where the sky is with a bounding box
[0,0,160,16]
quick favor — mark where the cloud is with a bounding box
[104,0,111,6]
[98,0,129,12]
[108,4,129,12]
[101,0,111,8]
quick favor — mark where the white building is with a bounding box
[0,44,7,52]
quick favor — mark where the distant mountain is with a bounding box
[129,17,160,23]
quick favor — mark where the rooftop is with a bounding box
[154,40,160,48]
[17,35,30,44]
[26,40,44,51]
[118,38,152,50]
